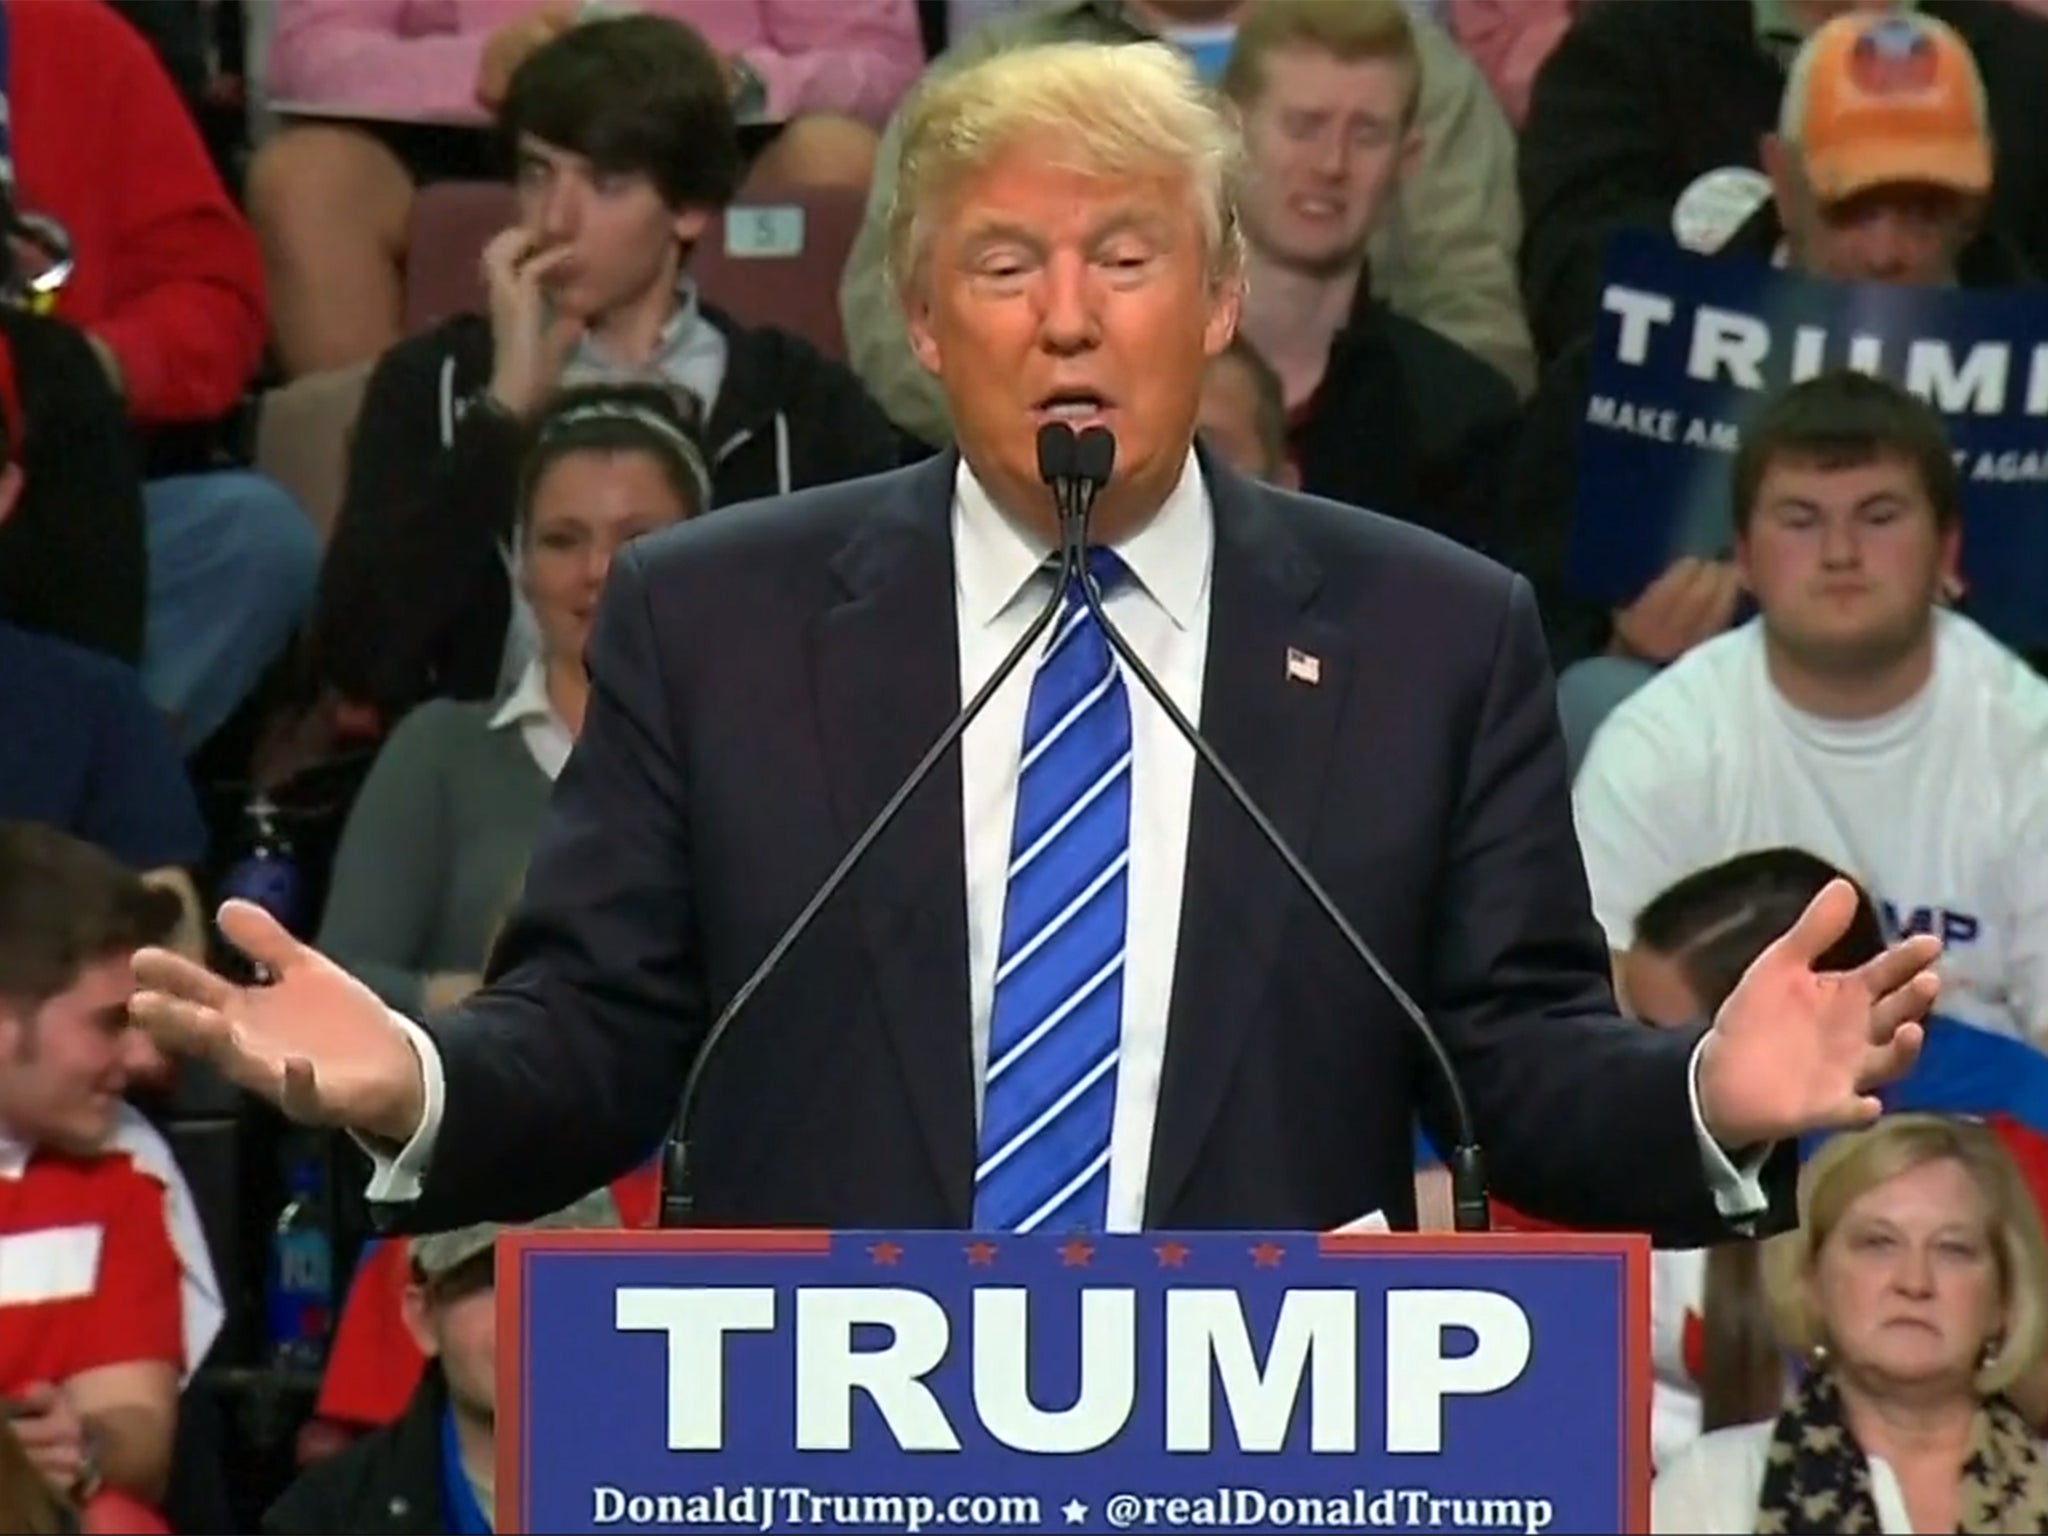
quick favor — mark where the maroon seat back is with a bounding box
[403,181,517,335]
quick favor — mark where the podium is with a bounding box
[496,1229,1651,1534]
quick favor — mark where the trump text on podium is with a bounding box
[496,1229,1651,1535]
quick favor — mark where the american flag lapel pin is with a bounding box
[1285,646,1321,685]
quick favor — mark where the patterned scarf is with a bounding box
[1755,1367,2048,1533]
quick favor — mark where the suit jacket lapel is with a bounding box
[1145,456,1352,1224]
[811,452,977,1224]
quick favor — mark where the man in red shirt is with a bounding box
[0,822,186,1518]
[0,0,321,749]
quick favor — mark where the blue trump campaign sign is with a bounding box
[497,1229,1650,1535]
[1571,231,2048,651]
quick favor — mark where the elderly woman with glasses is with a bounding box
[1653,1112,2048,1533]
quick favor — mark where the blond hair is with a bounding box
[886,40,1246,301]
[1762,1114,2048,1396]
[1219,0,1422,123]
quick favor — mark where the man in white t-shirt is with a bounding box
[1574,369,2048,1046]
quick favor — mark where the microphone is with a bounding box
[1052,427,1493,1234]
[1039,420,1113,587]
[657,427,1086,1228]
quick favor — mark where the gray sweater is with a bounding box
[317,699,553,1014]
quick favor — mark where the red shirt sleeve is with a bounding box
[72,1170,182,1378]
[1487,1198,1572,1233]
[10,0,265,425]
[315,1240,423,1428]
[611,1162,660,1229]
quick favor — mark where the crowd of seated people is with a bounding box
[5,0,2048,1529]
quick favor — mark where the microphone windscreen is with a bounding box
[1036,421,1079,486]
[1075,426,1116,488]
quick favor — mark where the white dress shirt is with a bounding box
[365,450,1763,1226]
[1651,1421,1919,1533]
[488,659,575,783]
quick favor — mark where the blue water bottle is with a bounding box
[266,1156,332,1373]
[219,793,303,981]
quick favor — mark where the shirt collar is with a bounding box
[569,276,702,367]
[953,445,1213,633]
[488,659,557,732]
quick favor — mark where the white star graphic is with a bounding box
[1062,1499,1089,1524]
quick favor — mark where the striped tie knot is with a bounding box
[1079,546,1128,598]
[1042,547,1129,607]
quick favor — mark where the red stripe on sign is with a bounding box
[498,1228,837,1259]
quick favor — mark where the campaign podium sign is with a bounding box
[497,1229,1650,1535]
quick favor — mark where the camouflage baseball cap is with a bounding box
[409,1186,622,1282]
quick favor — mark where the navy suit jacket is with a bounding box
[384,449,1794,1242]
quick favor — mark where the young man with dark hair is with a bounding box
[249,0,921,380]
[0,823,189,1524]
[314,12,900,725]
[1627,847,1890,1034]
[1574,369,2048,1047]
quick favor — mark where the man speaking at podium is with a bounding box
[130,36,1938,1245]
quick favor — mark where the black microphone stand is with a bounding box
[1053,429,1492,1234]
[658,428,1093,1228]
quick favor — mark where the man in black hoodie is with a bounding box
[1216,0,1523,557]
[312,14,900,726]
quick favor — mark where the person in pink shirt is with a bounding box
[247,0,925,378]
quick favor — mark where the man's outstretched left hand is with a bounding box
[1697,877,1939,1151]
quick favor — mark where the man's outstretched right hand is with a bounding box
[130,900,428,1147]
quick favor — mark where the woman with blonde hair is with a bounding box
[1652,1114,2048,1533]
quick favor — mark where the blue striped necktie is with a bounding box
[974,548,1132,1234]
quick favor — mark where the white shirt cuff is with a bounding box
[353,1010,445,1204]
[1688,1033,1769,1228]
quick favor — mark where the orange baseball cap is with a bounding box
[1782,10,1991,203]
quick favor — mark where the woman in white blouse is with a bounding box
[1651,1114,2048,1533]
[317,381,710,1015]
